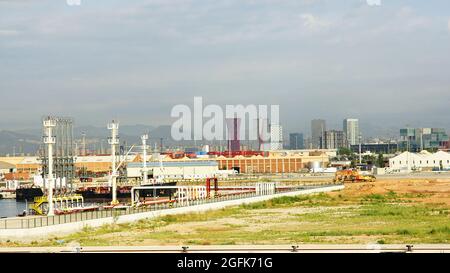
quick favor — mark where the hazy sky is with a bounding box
[1,0,449,135]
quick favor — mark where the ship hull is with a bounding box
[15,188,44,201]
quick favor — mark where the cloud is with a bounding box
[299,13,331,30]
[0,0,449,132]
[448,18,450,32]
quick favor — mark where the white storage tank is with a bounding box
[311,161,321,169]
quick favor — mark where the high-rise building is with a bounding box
[320,130,347,149]
[226,118,241,152]
[343,118,360,146]
[311,119,326,149]
[399,128,449,152]
[270,124,283,150]
[289,133,304,150]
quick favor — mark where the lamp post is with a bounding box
[359,134,362,165]
[141,134,149,185]
[82,132,86,156]
[108,121,120,205]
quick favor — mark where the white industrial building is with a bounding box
[389,151,450,172]
[127,160,221,180]
[0,161,16,175]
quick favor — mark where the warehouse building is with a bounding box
[0,161,16,174]
[127,160,220,179]
[215,150,330,174]
[0,155,142,180]
[0,148,335,179]
[389,151,450,172]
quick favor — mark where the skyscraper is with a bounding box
[270,124,283,150]
[311,119,326,149]
[289,133,304,150]
[320,130,348,149]
[343,118,359,146]
[226,118,241,152]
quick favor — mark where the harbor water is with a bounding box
[0,199,27,218]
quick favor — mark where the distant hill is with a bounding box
[74,124,156,138]
[0,130,41,155]
[0,124,170,155]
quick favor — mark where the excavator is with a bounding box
[333,169,376,183]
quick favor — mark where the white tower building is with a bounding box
[343,118,359,146]
[270,124,283,150]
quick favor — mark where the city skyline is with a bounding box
[1,116,449,139]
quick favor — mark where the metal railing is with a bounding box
[0,184,341,230]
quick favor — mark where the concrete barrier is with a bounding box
[0,185,344,241]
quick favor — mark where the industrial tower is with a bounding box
[40,116,75,192]
[43,117,56,216]
[108,120,120,205]
[141,134,149,185]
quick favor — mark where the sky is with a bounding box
[0,0,449,136]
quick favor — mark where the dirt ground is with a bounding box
[54,177,450,246]
[332,178,450,206]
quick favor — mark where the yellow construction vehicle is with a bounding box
[333,169,376,183]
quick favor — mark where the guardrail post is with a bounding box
[406,245,414,253]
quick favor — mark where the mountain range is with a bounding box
[0,125,173,156]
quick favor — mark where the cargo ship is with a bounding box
[15,180,178,202]
[15,186,44,201]
[75,186,132,201]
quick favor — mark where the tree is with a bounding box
[337,147,352,156]
[377,153,384,168]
